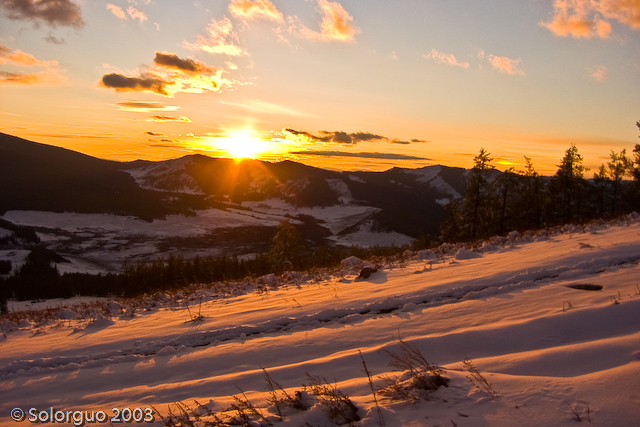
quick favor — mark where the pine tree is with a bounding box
[550,144,587,223]
[268,219,302,272]
[593,164,608,218]
[518,156,545,230]
[607,149,631,216]
[496,167,516,235]
[465,148,495,239]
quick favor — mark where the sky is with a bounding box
[0,0,639,174]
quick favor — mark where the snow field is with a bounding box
[0,219,639,426]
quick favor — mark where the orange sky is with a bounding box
[1,0,639,175]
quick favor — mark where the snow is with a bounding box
[407,166,462,200]
[1,218,640,426]
[1,202,416,271]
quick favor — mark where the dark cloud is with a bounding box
[292,150,430,161]
[1,0,84,28]
[44,33,65,44]
[101,73,170,95]
[153,52,209,73]
[392,138,430,144]
[145,131,166,136]
[283,128,426,145]
[146,115,191,123]
[101,52,226,96]
[284,128,385,144]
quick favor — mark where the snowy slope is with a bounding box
[1,217,640,426]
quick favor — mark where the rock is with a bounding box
[358,267,378,279]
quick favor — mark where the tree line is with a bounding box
[0,220,401,309]
[440,123,640,242]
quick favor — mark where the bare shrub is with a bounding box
[378,340,449,402]
[462,358,498,398]
[304,373,360,425]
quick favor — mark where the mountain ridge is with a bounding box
[0,133,470,269]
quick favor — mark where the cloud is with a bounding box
[487,54,525,76]
[229,0,283,22]
[145,131,166,136]
[45,33,65,44]
[127,6,147,23]
[541,0,640,38]
[392,138,430,145]
[0,69,63,84]
[291,0,360,42]
[101,73,170,95]
[153,52,212,73]
[106,4,126,20]
[185,17,247,56]
[423,49,469,68]
[283,128,427,145]
[101,52,234,96]
[317,0,360,41]
[0,0,84,28]
[589,65,607,81]
[107,3,147,23]
[0,45,64,85]
[0,45,58,67]
[115,101,179,112]
[292,150,429,161]
[146,115,191,122]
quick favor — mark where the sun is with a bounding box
[223,130,266,159]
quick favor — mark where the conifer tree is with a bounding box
[550,144,587,223]
[268,219,302,272]
[518,156,545,230]
[607,149,631,216]
[466,148,495,239]
[593,164,609,218]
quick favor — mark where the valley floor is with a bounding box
[1,217,640,426]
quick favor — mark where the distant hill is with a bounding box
[0,133,201,221]
[0,133,468,240]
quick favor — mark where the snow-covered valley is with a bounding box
[1,217,639,426]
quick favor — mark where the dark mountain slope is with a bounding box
[0,133,189,220]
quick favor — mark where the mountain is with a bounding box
[0,133,468,270]
[0,133,200,221]
[122,153,468,237]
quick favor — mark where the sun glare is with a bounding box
[223,130,267,159]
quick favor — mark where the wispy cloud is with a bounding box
[0,45,58,67]
[291,0,360,42]
[229,0,283,22]
[107,3,147,23]
[484,52,525,76]
[100,51,235,96]
[283,128,428,145]
[44,33,65,44]
[292,150,429,160]
[145,115,191,123]
[185,17,247,56]
[127,6,147,23]
[115,101,179,112]
[589,65,607,81]
[0,0,84,28]
[541,0,640,39]
[423,49,469,68]
[0,45,64,85]
[106,4,126,20]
